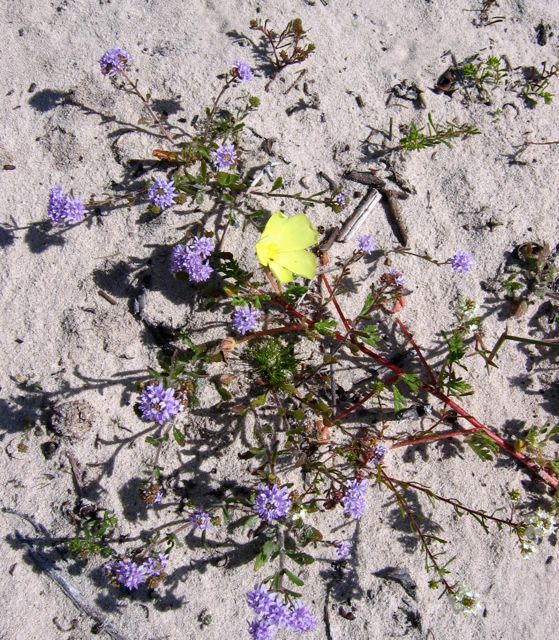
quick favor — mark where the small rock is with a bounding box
[40,440,59,459]
[50,400,98,439]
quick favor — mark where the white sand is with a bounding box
[1,1,558,639]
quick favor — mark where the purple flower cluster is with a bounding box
[170,235,215,283]
[247,585,317,638]
[254,485,292,523]
[369,442,388,467]
[99,48,132,77]
[335,540,352,561]
[148,177,178,211]
[47,186,86,226]
[105,554,168,590]
[451,250,474,274]
[234,60,253,83]
[211,143,237,171]
[189,508,212,531]
[334,192,347,209]
[356,234,375,255]
[137,382,182,426]
[388,267,405,287]
[232,306,261,335]
[342,479,367,519]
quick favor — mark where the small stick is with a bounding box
[344,171,409,245]
[337,189,382,242]
[98,290,118,306]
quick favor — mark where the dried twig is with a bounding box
[3,508,131,640]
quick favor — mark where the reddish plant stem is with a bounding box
[269,289,559,489]
[393,316,438,386]
[391,428,478,449]
[320,274,352,332]
[236,324,303,345]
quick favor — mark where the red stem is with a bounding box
[393,317,438,386]
[270,289,559,489]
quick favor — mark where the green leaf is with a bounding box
[172,427,186,446]
[145,435,160,447]
[392,385,406,413]
[285,550,315,565]
[401,373,421,395]
[467,432,499,462]
[283,569,304,587]
[314,319,337,336]
[271,176,283,191]
[254,550,268,571]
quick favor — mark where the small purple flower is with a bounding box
[248,619,275,640]
[342,479,367,519]
[211,143,237,171]
[451,250,474,274]
[153,489,163,505]
[170,236,215,283]
[254,485,292,523]
[143,553,169,577]
[357,234,375,255]
[148,177,178,211]
[388,267,405,287]
[370,443,388,467]
[287,601,317,632]
[335,540,351,560]
[99,48,132,77]
[111,559,147,590]
[232,306,261,336]
[247,585,275,616]
[189,236,215,259]
[233,60,253,83]
[47,185,86,226]
[189,508,212,531]
[335,192,347,209]
[137,382,182,426]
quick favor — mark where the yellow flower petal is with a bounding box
[269,260,295,284]
[273,249,317,280]
[280,214,319,250]
[256,212,319,283]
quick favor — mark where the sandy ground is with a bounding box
[1,1,558,639]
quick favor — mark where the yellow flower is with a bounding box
[256,212,318,284]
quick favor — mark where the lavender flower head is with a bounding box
[189,508,212,531]
[334,192,347,209]
[254,485,292,523]
[370,442,388,467]
[247,585,275,616]
[107,559,147,590]
[232,306,261,336]
[248,619,275,640]
[48,185,86,226]
[148,177,178,211]
[287,601,317,632]
[233,60,253,83]
[357,234,375,255]
[342,479,367,519]
[144,553,169,577]
[451,250,474,274]
[170,236,215,283]
[137,382,182,426]
[335,540,352,561]
[388,267,405,287]
[211,143,237,171]
[99,48,132,77]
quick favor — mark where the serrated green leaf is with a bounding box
[401,373,421,395]
[285,550,315,565]
[467,432,499,461]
